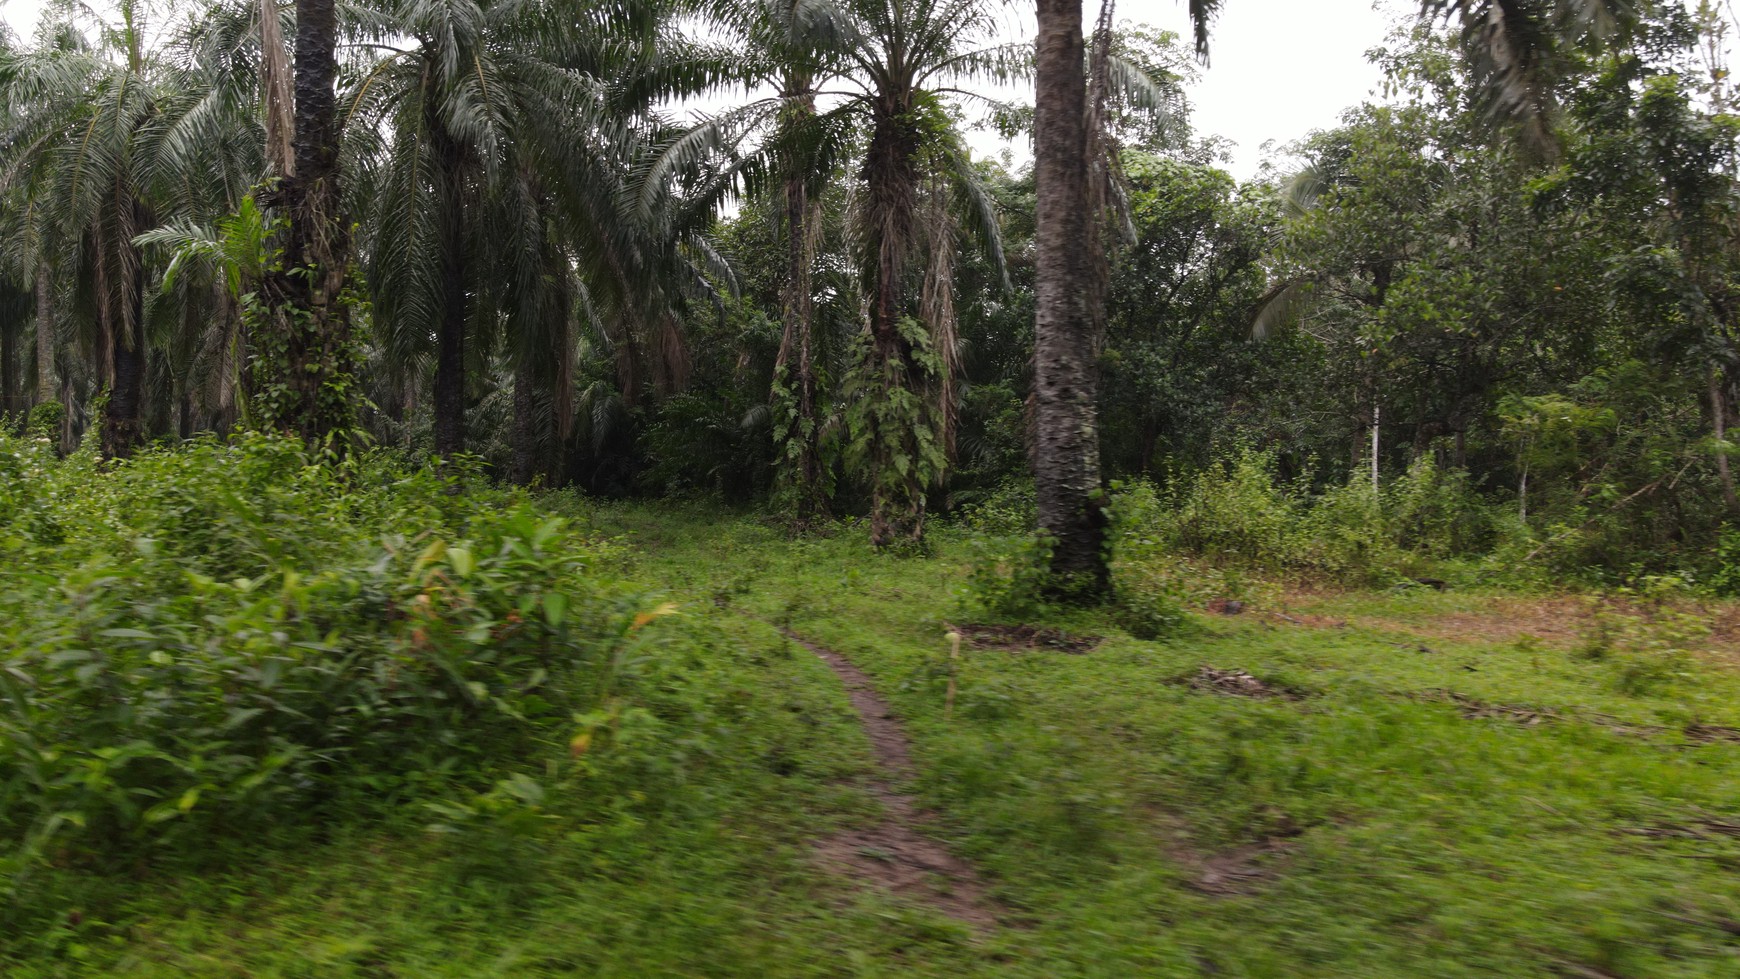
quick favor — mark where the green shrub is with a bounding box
[1121,448,1498,585]
[1160,447,1300,568]
[1386,456,1495,557]
[964,534,1059,620]
[25,400,63,438]
[0,432,655,893]
[954,478,1036,537]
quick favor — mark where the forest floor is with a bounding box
[22,502,1740,977]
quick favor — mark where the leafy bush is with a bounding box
[1121,448,1498,585]
[963,533,1059,620]
[954,478,1036,537]
[1159,447,1301,568]
[1105,480,1187,637]
[0,432,657,894]
[1386,456,1495,557]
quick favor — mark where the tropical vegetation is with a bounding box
[5,0,1740,974]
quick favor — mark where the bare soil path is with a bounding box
[780,629,1002,931]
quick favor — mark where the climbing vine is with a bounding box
[842,315,947,551]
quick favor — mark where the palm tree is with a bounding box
[715,0,850,525]
[255,0,353,443]
[1032,0,1102,590]
[813,0,1014,548]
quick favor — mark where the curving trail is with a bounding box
[780,628,1002,931]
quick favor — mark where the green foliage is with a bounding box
[1104,480,1188,638]
[0,432,657,898]
[963,533,1058,621]
[1116,447,1499,585]
[842,317,948,549]
[24,401,63,438]
[244,243,368,444]
[953,478,1035,536]
[1155,446,1304,569]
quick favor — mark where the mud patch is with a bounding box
[1175,839,1294,896]
[1174,666,1303,700]
[1417,689,1558,725]
[1685,723,1740,745]
[958,623,1100,654]
[783,630,1001,930]
[1623,809,1740,842]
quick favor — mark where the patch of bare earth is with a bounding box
[958,623,1100,654]
[1623,808,1740,844]
[783,630,1001,930]
[1416,689,1560,726]
[1685,723,1740,745]
[1173,665,1303,700]
[1278,587,1740,667]
[1174,839,1294,897]
[1407,690,1740,748]
[1146,812,1297,897]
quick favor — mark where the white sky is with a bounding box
[0,0,1439,179]
[951,0,1409,177]
[1104,0,1409,175]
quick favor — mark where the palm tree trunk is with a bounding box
[2,305,16,418]
[511,351,538,485]
[774,78,826,523]
[1033,0,1108,596]
[101,198,148,459]
[261,0,353,442]
[34,263,54,407]
[104,279,146,459]
[775,93,825,523]
[863,104,927,549]
[431,123,467,458]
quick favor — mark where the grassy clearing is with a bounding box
[9,500,1740,977]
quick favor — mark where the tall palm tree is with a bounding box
[817,0,1014,548]
[255,0,353,443]
[711,0,850,524]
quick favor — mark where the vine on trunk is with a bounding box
[843,315,946,552]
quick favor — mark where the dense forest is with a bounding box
[3,0,1736,583]
[7,1,1740,975]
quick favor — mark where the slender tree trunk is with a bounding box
[260,0,353,443]
[776,86,825,525]
[34,263,54,407]
[1,298,15,418]
[1371,403,1380,493]
[1033,0,1108,595]
[511,351,538,486]
[59,374,74,454]
[104,294,146,458]
[103,199,148,459]
[1713,369,1738,513]
[431,123,467,458]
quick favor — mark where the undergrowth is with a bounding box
[0,431,670,927]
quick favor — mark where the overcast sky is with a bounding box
[0,0,1425,178]
[1106,0,1409,175]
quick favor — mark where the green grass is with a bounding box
[10,501,1740,977]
